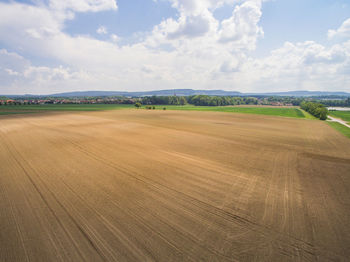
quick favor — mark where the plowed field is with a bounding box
[1,110,350,261]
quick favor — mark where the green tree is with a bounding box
[300,101,328,120]
[135,102,142,109]
[319,108,328,120]
[179,96,187,105]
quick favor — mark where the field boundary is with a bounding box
[327,121,350,139]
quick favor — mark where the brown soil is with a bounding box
[1,110,350,261]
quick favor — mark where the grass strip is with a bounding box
[327,122,350,139]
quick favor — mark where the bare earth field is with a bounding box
[1,110,350,261]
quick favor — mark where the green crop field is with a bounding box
[0,111,36,115]
[329,111,350,124]
[0,104,134,114]
[328,122,350,139]
[152,105,306,118]
[299,109,317,119]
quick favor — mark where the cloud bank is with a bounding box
[0,0,349,94]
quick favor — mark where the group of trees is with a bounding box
[141,96,187,105]
[134,103,166,110]
[262,96,304,106]
[187,95,256,106]
[140,95,261,106]
[300,101,328,120]
[188,95,258,106]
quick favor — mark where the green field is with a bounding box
[0,111,36,115]
[328,122,350,139]
[0,104,134,111]
[152,105,306,118]
[0,104,308,119]
[0,104,134,115]
[299,109,317,119]
[329,111,350,124]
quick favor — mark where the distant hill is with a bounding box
[50,89,243,97]
[49,89,350,97]
[3,89,350,98]
[253,91,350,97]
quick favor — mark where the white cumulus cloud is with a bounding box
[328,18,350,39]
[219,0,263,50]
[49,0,117,13]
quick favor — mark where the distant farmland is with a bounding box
[0,104,307,119]
[152,105,306,118]
[1,109,350,261]
[329,110,350,123]
[0,104,134,112]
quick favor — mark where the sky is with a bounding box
[0,0,350,95]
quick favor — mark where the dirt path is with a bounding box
[328,115,350,128]
[1,110,350,261]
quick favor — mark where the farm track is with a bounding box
[327,116,350,128]
[1,110,350,261]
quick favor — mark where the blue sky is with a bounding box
[65,0,177,38]
[0,0,350,94]
[258,0,350,53]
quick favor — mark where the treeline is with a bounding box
[187,95,258,106]
[318,97,350,107]
[263,96,303,106]
[141,95,259,106]
[3,94,350,108]
[118,95,350,107]
[300,101,328,120]
[141,96,187,105]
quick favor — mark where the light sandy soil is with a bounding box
[1,110,350,261]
